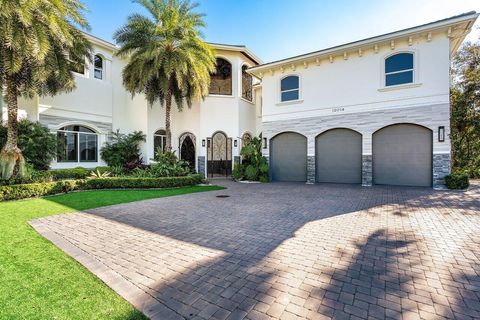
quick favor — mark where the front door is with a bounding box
[207,132,232,177]
[180,136,196,172]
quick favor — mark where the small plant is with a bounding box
[88,169,111,179]
[100,130,146,170]
[150,151,190,177]
[445,172,470,189]
[235,137,269,182]
[108,165,125,177]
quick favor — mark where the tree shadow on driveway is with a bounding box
[40,181,480,319]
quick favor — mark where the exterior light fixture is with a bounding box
[438,126,445,142]
[202,139,205,147]
[234,140,237,147]
[263,137,268,149]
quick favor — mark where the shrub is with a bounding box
[232,163,244,181]
[0,175,205,201]
[0,180,84,201]
[84,175,204,190]
[149,151,190,177]
[236,137,269,182]
[445,172,470,189]
[49,167,90,180]
[100,131,146,170]
[0,119,56,170]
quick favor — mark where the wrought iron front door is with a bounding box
[207,132,232,177]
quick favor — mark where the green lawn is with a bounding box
[0,185,223,320]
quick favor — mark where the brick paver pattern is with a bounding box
[30,181,480,320]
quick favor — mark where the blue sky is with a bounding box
[82,0,480,63]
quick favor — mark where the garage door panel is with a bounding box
[315,129,362,184]
[271,133,307,182]
[373,124,432,187]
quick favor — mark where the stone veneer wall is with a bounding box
[197,156,206,176]
[262,104,451,188]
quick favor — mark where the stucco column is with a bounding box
[362,133,373,186]
[307,136,315,184]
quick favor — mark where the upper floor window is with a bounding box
[57,125,98,162]
[154,129,167,154]
[280,76,299,102]
[385,53,414,87]
[242,65,253,101]
[94,55,103,80]
[209,58,232,95]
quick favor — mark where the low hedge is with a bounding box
[445,172,470,190]
[0,174,204,201]
[49,167,91,180]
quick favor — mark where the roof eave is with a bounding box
[248,12,479,76]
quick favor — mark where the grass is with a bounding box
[0,185,224,320]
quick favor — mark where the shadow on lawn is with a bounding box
[44,181,480,319]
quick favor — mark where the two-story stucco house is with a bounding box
[3,11,478,188]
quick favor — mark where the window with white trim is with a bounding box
[57,125,98,162]
[154,129,167,154]
[280,76,299,102]
[385,53,414,86]
[94,55,103,80]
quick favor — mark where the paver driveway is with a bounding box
[30,181,480,320]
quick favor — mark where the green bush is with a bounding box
[232,163,244,181]
[150,151,190,177]
[84,175,204,190]
[100,131,146,169]
[235,136,269,182]
[0,119,56,170]
[49,167,90,180]
[0,174,205,201]
[445,172,470,190]
[0,180,84,201]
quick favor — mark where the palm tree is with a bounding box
[114,0,216,151]
[0,0,92,179]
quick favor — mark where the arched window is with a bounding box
[385,53,414,86]
[209,58,232,95]
[242,65,253,101]
[57,125,98,162]
[154,129,167,154]
[94,55,103,80]
[280,76,299,102]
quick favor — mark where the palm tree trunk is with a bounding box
[0,76,25,179]
[164,86,173,152]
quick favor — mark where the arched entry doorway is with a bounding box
[207,131,232,177]
[179,133,196,172]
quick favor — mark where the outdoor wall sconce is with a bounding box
[202,139,205,147]
[438,126,445,142]
[263,137,268,149]
[234,140,237,147]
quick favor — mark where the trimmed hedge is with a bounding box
[49,167,90,180]
[0,174,204,201]
[445,172,470,190]
[84,175,204,190]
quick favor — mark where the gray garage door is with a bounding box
[316,129,362,184]
[373,124,432,187]
[270,132,307,182]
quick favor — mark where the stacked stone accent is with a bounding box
[433,153,451,189]
[197,156,206,176]
[307,156,316,184]
[362,155,373,186]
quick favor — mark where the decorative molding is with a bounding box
[329,55,333,63]
[374,44,379,54]
[447,27,452,38]
[408,36,413,46]
[358,48,363,57]
[303,61,308,69]
[291,64,296,71]
[343,52,348,60]
[270,69,274,76]
[427,32,432,42]
[280,66,284,73]
[390,40,395,50]
[316,58,320,66]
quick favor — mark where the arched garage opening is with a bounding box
[373,123,432,187]
[316,128,362,184]
[270,132,307,182]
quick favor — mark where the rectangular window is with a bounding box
[80,134,98,162]
[386,71,414,87]
[281,90,299,102]
[280,76,300,102]
[57,132,78,162]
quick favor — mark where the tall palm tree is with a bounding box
[114,0,216,151]
[0,0,92,179]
